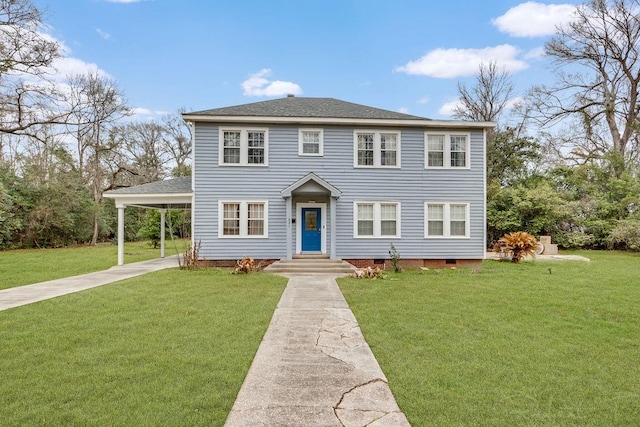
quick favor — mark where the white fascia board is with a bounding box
[104,192,193,208]
[182,114,496,129]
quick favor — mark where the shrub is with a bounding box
[496,232,539,263]
[608,220,640,251]
[180,241,201,270]
[389,243,401,272]
[233,256,256,274]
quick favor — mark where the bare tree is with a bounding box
[454,61,540,185]
[0,0,69,139]
[161,110,191,176]
[111,121,168,184]
[530,0,640,170]
[453,61,514,124]
[66,71,129,244]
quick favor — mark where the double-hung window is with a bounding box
[424,202,469,238]
[425,132,470,168]
[354,131,400,168]
[219,128,268,166]
[219,201,268,238]
[354,202,400,238]
[299,129,323,156]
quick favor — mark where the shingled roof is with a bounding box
[106,177,192,195]
[186,97,429,121]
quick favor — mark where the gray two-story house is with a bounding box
[179,96,492,269]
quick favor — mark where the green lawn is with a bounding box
[0,269,287,426]
[0,240,187,290]
[339,251,640,426]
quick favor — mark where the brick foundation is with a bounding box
[196,259,276,268]
[196,258,483,270]
[344,258,483,270]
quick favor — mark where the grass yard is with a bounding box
[0,240,187,290]
[0,269,287,426]
[339,251,640,426]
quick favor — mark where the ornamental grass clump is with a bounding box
[496,232,539,263]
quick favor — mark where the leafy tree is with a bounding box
[487,180,570,245]
[136,209,190,248]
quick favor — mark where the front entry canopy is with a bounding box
[281,172,341,198]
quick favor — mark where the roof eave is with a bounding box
[182,114,495,129]
[103,192,193,209]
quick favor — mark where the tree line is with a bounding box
[457,0,640,251]
[0,0,191,249]
[1,0,640,251]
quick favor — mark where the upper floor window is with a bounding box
[354,131,400,168]
[425,132,470,168]
[219,200,268,238]
[299,129,323,156]
[424,202,469,238]
[354,201,401,238]
[219,128,268,166]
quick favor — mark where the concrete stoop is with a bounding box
[265,257,356,275]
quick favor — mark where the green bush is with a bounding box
[608,220,640,251]
[554,231,595,249]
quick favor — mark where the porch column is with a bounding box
[160,209,166,259]
[117,206,125,266]
[285,196,292,260]
[330,196,337,260]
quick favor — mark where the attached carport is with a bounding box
[104,177,193,266]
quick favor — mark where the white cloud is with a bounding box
[439,96,524,118]
[129,107,170,121]
[49,57,111,81]
[438,100,462,117]
[242,69,302,97]
[395,45,528,78]
[398,107,409,114]
[524,46,546,59]
[505,96,525,110]
[417,96,430,105]
[492,2,577,37]
[96,28,111,40]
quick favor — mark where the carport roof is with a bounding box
[104,177,192,209]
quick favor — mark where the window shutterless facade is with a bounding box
[354,202,400,238]
[424,202,469,238]
[219,128,268,166]
[354,131,400,168]
[298,128,324,156]
[425,132,470,168]
[219,201,268,238]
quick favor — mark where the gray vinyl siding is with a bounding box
[193,123,485,260]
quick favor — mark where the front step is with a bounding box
[265,258,356,275]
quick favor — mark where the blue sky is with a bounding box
[36,0,583,121]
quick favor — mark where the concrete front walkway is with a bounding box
[225,274,410,426]
[0,256,180,311]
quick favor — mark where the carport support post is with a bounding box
[117,206,125,266]
[160,209,166,258]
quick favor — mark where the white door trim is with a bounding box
[296,202,327,254]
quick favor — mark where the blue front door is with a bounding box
[301,208,322,252]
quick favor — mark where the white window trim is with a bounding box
[218,128,269,166]
[353,201,401,238]
[298,128,324,157]
[353,130,401,168]
[424,202,470,239]
[424,132,471,169]
[218,200,269,238]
